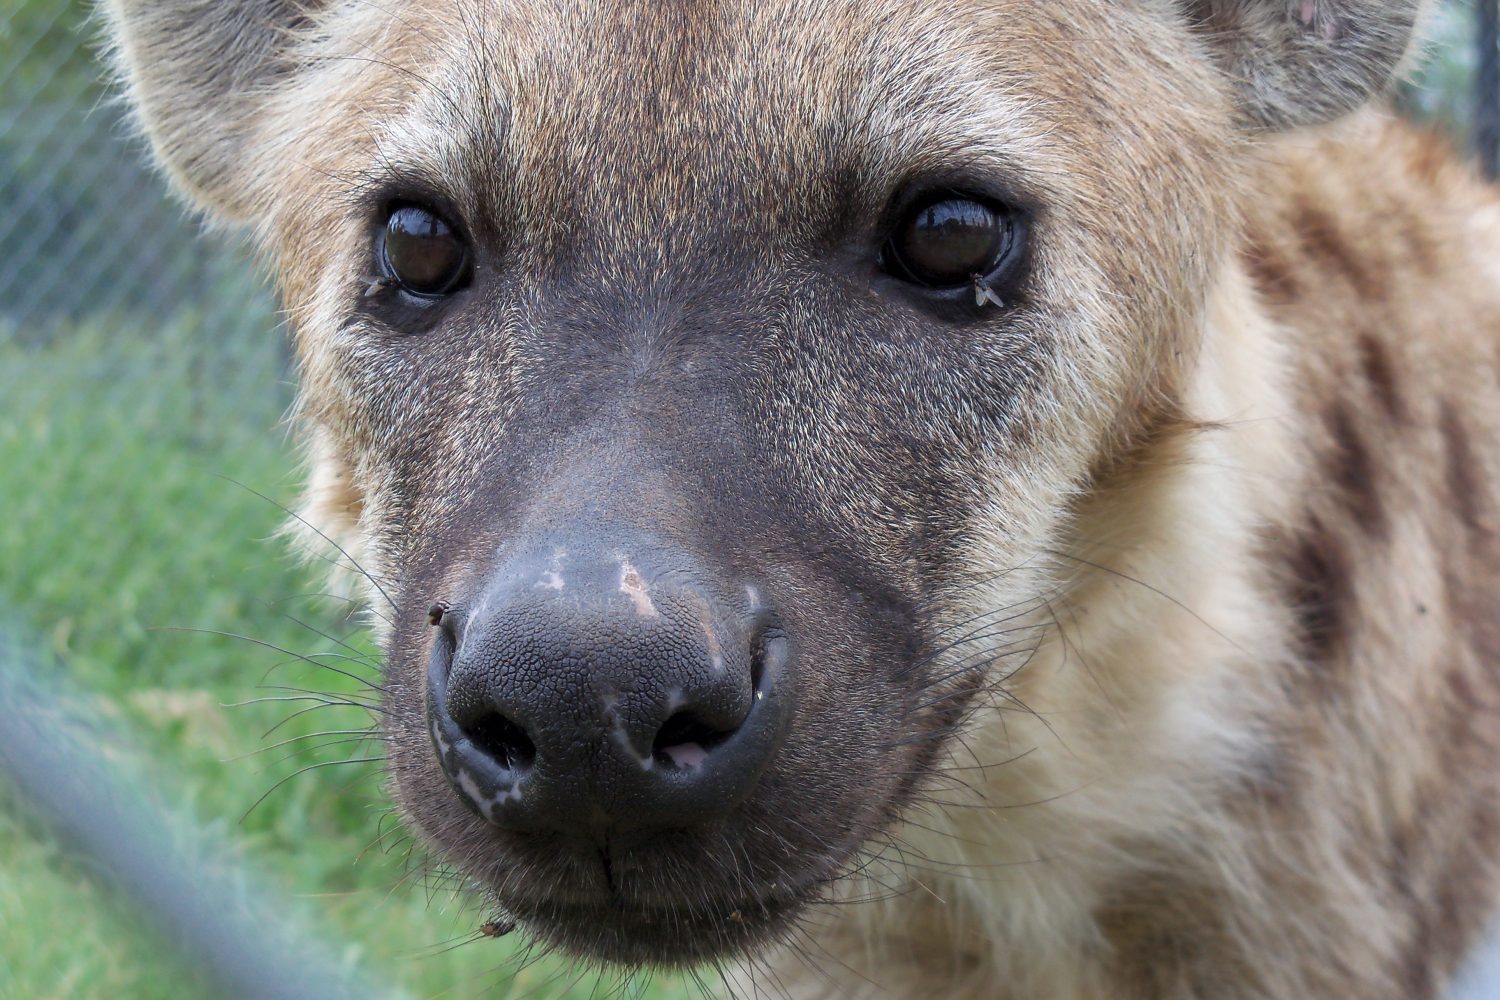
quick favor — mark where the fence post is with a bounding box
[1479,0,1500,178]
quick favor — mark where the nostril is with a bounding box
[751,640,766,696]
[652,711,734,770]
[750,625,786,701]
[463,711,536,771]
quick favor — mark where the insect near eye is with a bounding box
[882,195,1017,292]
[378,204,472,299]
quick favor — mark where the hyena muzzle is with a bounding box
[105,0,1500,996]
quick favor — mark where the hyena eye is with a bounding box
[881,196,1016,289]
[379,204,472,298]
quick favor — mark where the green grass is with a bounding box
[0,314,690,998]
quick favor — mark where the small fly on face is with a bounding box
[361,275,397,298]
[972,274,1005,309]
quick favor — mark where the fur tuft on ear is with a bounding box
[1180,0,1430,130]
[99,0,319,220]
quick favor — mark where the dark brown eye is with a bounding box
[883,197,1013,289]
[380,204,471,298]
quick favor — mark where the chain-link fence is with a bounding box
[1,0,274,341]
[1,0,1492,348]
[1,4,428,996]
[1,1,1497,997]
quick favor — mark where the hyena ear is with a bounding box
[1180,0,1428,129]
[100,0,318,220]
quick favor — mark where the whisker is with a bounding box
[232,727,386,762]
[240,757,384,822]
[268,591,392,627]
[213,473,399,611]
[149,625,386,693]
[274,607,382,666]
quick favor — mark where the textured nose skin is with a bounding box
[426,541,790,836]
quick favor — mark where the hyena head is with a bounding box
[106,0,1423,969]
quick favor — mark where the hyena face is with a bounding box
[106,0,1422,970]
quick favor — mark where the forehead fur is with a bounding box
[263,0,1242,440]
[262,0,1237,242]
[255,2,1248,586]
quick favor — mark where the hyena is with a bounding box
[103,0,1500,996]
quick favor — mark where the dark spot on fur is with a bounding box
[1393,849,1435,998]
[1240,736,1297,808]
[1445,562,1500,670]
[1388,716,1500,1000]
[1402,895,1443,999]
[1440,404,1487,537]
[1325,402,1385,537]
[1470,794,1500,866]
[1281,516,1352,672]
[1240,239,1298,302]
[1399,796,1500,1000]
[1082,402,1202,498]
[1293,200,1379,299]
[1449,664,1478,707]
[1406,127,1457,186]
[1391,208,1440,276]
[1095,870,1250,996]
[1358,334,1407,424]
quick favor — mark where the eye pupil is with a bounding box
[886,197,1011,289]
[382,204,470,297]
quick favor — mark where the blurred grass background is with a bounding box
[0,0,1492,996]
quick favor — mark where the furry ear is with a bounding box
[1180,0,1429,129]
[100,0,317,219]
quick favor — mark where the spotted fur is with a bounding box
[102,0,1500,996]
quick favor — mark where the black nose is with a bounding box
[425,541,790,835]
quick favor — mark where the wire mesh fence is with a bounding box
[1,0,1492,352]
[1,0,1497,997]
[1,0,275,342]
[2,5,453,997]
[0,630,394,1000]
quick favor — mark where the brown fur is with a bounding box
[101,0,1500,996]
[1248,119,1500,993]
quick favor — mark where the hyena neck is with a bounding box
[917,263,1298,999]
[772,115,1500,999]
[759,262,1293,999]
